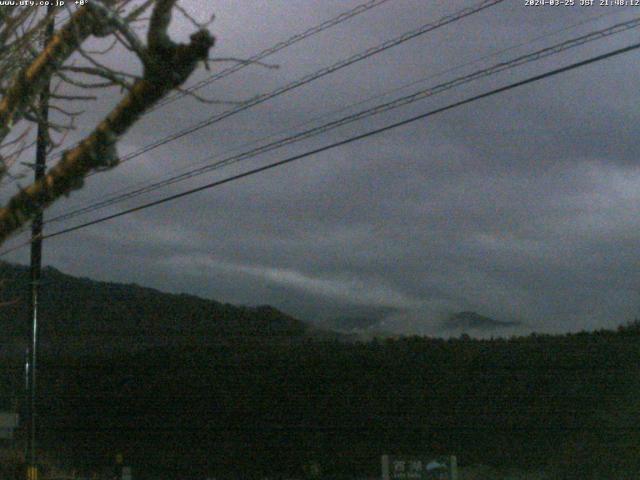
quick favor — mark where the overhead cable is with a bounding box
[2,39,638,256]
[43,16,640,227]
[79,0,505,170]
[152,0,393,111]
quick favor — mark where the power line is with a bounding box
[4,0,395,185]
[2,39,638,256]
[151,0,393,111]
[74,0,505,172]
[0,0,507,247]
[42,16,640,227]
[42,7,636,226]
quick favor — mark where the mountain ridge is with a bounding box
[0,261,340,357]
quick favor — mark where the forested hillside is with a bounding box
[4,326,640,479]
[0,262,328,358]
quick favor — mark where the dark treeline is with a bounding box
[3,323,640,480]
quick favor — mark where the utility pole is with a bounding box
[26,6,55,480]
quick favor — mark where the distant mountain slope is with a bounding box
[0,262,336,357]
[443,311,521,331]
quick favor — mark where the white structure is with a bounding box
[382,454,457,480]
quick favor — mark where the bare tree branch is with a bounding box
[0,0,215,245]
[0,3,116,152]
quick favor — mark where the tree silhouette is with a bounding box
[0,1,216,245]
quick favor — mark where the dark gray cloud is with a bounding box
[4,0,640,336]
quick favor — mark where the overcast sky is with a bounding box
[4,0,640,336]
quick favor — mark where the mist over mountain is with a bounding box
[315,306,397,335]
[444,311,521,331]
[0,262,546,352]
